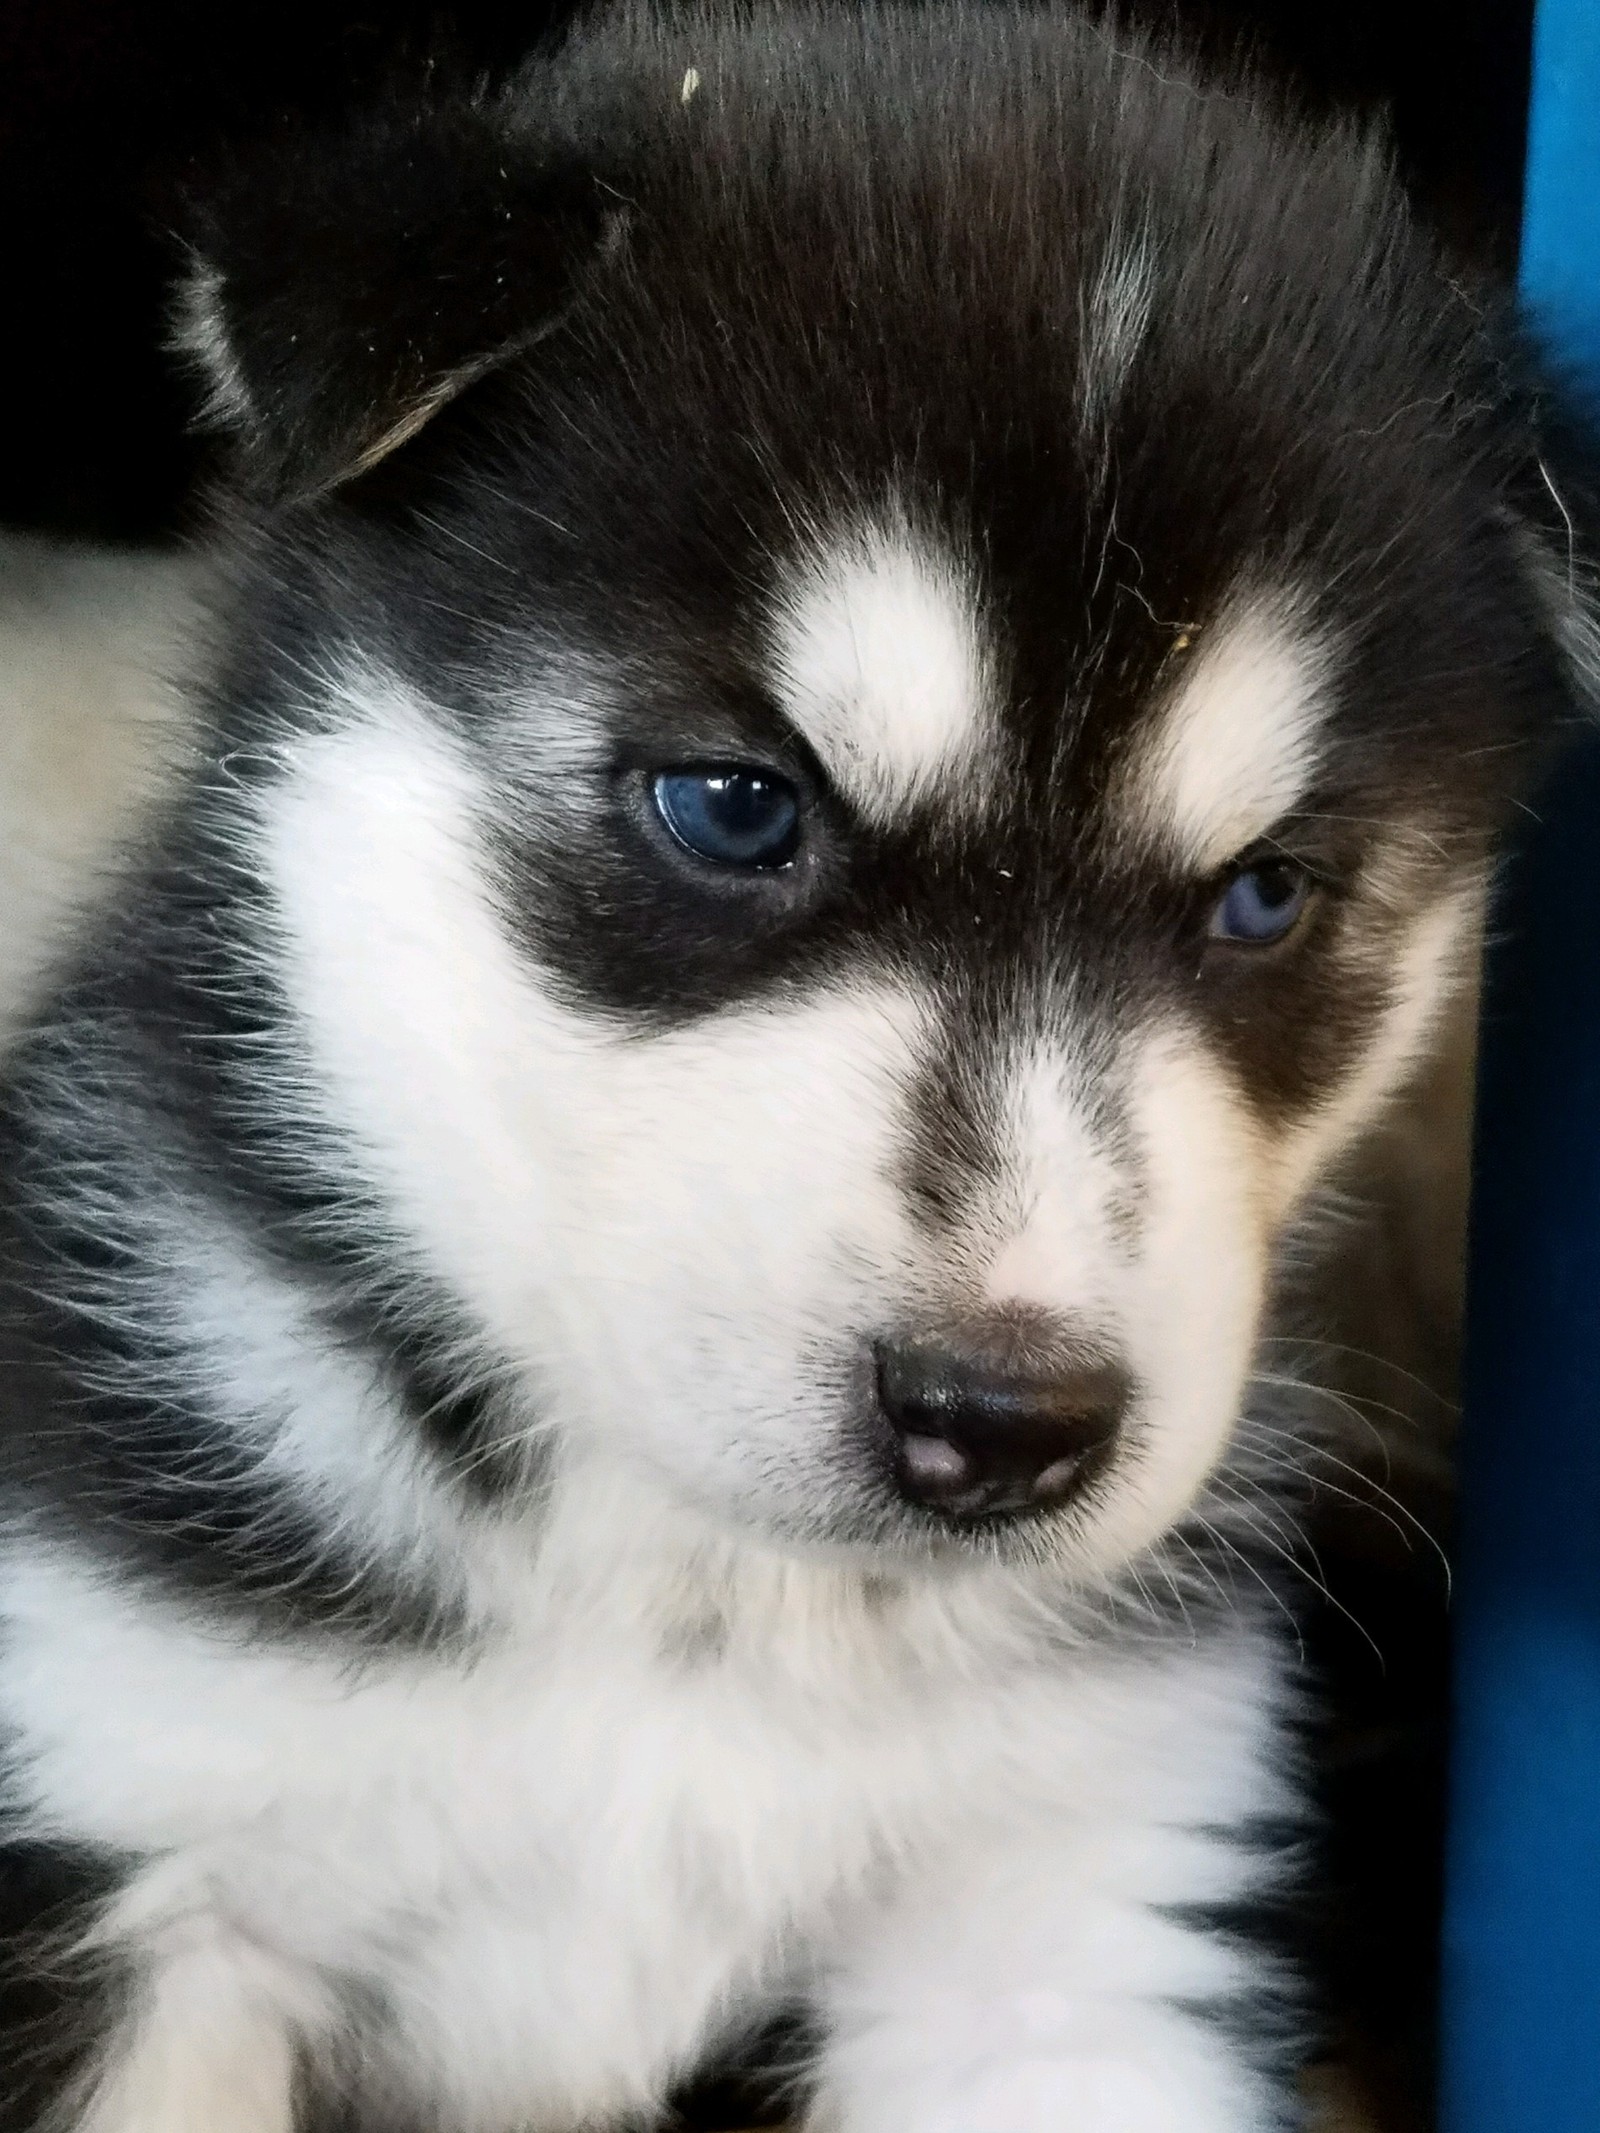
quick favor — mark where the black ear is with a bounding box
[173,99,609,503]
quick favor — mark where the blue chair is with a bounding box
[1440,3,1600,2125]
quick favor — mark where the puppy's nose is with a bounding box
[876,1323,1129,1521]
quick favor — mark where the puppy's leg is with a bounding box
[810,1645,1297,2133]
[69,1929,312,2133]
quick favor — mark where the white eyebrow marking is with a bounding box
[1122,599,1329,869]
[765,518,999,823]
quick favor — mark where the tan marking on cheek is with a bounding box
[1065,1024,1270,1570]
[1263,885,1484,1218]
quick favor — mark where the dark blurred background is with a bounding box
[0,0,1535,542]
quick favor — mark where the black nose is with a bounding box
[876,1321,1130,1521]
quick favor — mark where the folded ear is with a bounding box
[173,99,609,503]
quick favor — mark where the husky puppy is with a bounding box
[0,6,1590,2127]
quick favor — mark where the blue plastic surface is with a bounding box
[1441,743,1600,2130]
[1439,2,1600,2124]
[1519,0,1600,389]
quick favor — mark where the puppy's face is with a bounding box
[265,502,1510,1580]
[202,11,1571,1580]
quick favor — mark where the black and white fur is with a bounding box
[0,6,1593,2127]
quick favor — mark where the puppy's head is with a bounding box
[178,5,1591,1580]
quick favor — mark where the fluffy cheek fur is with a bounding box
[266,693,930,1536]
[264,685,1472,1575]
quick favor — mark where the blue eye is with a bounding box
[1209,860,1311,944]
[652,767,801,869]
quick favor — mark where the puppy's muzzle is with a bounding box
[876,1318,1128,1522]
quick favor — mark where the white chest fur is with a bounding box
[0,1489,1277,2130]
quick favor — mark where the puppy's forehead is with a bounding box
[760,514,1325,870]
[764,519,1000,824]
